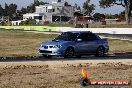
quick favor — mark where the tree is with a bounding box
[99,0,132,24]
[20,0,48,13]
[105,14,113,19]
[83,0,95,15]
[21,7,28,14]
[75,3,78,9]
[4,3,9,16]
[113,14,119,18]
[0,3,17,20]
[64,2,71,6]
[8,4,17,18]
[74,3,81,11]
[93,13,105,20]
[0,5,4,16]
[119,11,125,18]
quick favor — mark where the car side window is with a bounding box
[78,33,98,41]
[78,33,89,41]
[87,33,98,41]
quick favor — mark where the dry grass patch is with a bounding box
[0,29,57,57]
[108,39,132,53]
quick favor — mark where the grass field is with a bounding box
[0,29,132,57]
[0,29,57,57]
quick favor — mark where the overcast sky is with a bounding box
[0,0,124,14]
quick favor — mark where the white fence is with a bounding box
[56,27,132,34]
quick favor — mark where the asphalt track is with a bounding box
[0,52,132,62]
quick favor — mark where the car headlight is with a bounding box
[53,45,62,48]
[40,44,43,47]
[56,45,62,48]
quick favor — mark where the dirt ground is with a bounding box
[0,59,131,88]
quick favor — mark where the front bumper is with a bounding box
[38,47,64,56]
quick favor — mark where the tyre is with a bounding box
[64,47,74,58]
[42,55,52,58]
[95,46,105,57]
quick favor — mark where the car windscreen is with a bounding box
[54,32,79,41]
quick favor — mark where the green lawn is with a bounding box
[0,29,132,57]
[0,26,57,31]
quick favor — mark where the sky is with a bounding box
[0,0,124,14]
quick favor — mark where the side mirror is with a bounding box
[76,39,82,42]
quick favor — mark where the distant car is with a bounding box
[38,31,109,58]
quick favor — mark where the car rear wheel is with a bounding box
[42,55,52,58]
[95,47,105,57]
[64,47,74,58]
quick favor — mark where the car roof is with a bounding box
[66,31,92,33]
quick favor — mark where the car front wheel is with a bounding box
[64,47,74,58]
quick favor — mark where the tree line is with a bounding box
[99,0,132,24]
[93,12,125,21]
[0,0,130,24]
[82,0,125,21]
[0,0,48,21]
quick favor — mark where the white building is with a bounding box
[23,0,74,24]
[12,20,23,26]
[23,13,45,24]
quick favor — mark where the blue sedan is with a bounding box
[38,31,109,58]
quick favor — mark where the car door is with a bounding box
[75,33,90,54]
[85,33,99,53]
[75,33,99,54]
